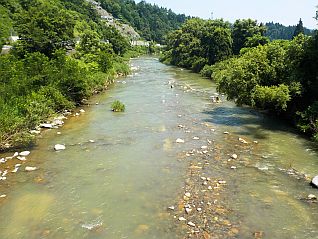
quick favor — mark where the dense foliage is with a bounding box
[0,0,132,150]
[97,0,189,43]
[160,18,233,72]
[161,14,318,140]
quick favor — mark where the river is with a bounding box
[0,57,318,239]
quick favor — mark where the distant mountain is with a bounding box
[265,22,313,40]
[96,0,190,43]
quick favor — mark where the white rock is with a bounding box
[223,131,230,135]
[238,137,248,144]
[184,192,191,198]
[253,141,259,144]
[25,166,37,172]
[176,138,185,143]
[40,123,53,129]
[13,152,19,158]
[80,109,85,113]
[17,156,27,161]
[30,130,41,134]
[231,154,238,159]
[11,168,19,173]
[311,176,318,188]
[193,137,200,140]
[75,113,80,116]
[19,151,30,157]
[0,158,6,163]
[200,177,207,181]
[308,194,317,200]
[187,222,196,227]
[201,146,208,149]
[197,208,202,212]
[0,194,6,198]
[54,144,66,151]
[57,132,62,135]
[185,208,192,214]
[218,180,227,184]
[231,166,237,169]
[89,140,95,143]
[53,119,64,126]
[178,217,187,221]
[168,206,175,210]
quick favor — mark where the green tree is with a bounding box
[0,6,12,47]
[14,1,75,57]
[232,19,266,54]
[293,18,304,38]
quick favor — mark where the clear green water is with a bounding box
[0,57,318,239]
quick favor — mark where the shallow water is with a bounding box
[1,57,318,238]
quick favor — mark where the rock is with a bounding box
[238,137,248,144]
[178,125,185,128]
[40,123,53,129]
[57,132,62,135]
[187,222,196,227]
[30,130,41,134]
[17,156,27,161]
[176,138,185,143]
[75,113,80,116]
[0,194,6,198]
[218,180,227,184]
[197,208,202,212]
[201,177,207,181]
[25,166,37,172]
[13,152,19,158]
[201,146,208,149]
[224,131,230,135]
[311,176,318,188]
[193,137,200,140]
[19,151,30,157]
[184,192,191,198]
[168,206,175,210]
[54,144,66,151]
[89,140,95,143]
[185,208,192,214]
[308,194,317,200]
[253,141,259,144]
[178,217,186,221]
[231,154,238,159]
[231,166,237,169]
[80,109,85,113]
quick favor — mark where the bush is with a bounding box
[111,100,125,112]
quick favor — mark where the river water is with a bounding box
[1,57,318,238]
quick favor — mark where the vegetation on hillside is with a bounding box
[161,14,318,140]
[97,0,189,43]
[265,21,312,40]
[0,0,133,150]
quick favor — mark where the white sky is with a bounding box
[136,0,317,29]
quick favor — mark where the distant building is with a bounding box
[131,40,150,47]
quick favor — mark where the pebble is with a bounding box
[223,131,229,135]
[197,208,202,212]
[238,137,248,144]
[17,156,27,161]
[178,217,187,221]
[89,140,95,143]
[231,166,237,169]
[25,166,37,172]
[201,146,208,149]
[185,208,192,214]
[0,158,6,163]
[184,192,191,198]
[54,144,66,151]
[253,141,259,144]
[75,113,80,116]
[80,109,85,113]
[57,132,62,135]
[187,222,196,227]
[19,151,30,157]
[308,194,317,200]
[176,138,185,143]
[193,137,200,140]
[40,123,53,128]
[231,154,238,159]
[218,180,227,184]
[0,194,6,198]
[168,206,175,210]
[200,177,207,181]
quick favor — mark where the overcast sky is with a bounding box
[136,0,317,29]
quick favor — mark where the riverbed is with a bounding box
[0,57,318,239]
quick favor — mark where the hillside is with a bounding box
[265,22,313,40]
[96,0,189,43]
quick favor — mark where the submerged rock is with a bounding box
[54,144,66,151]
